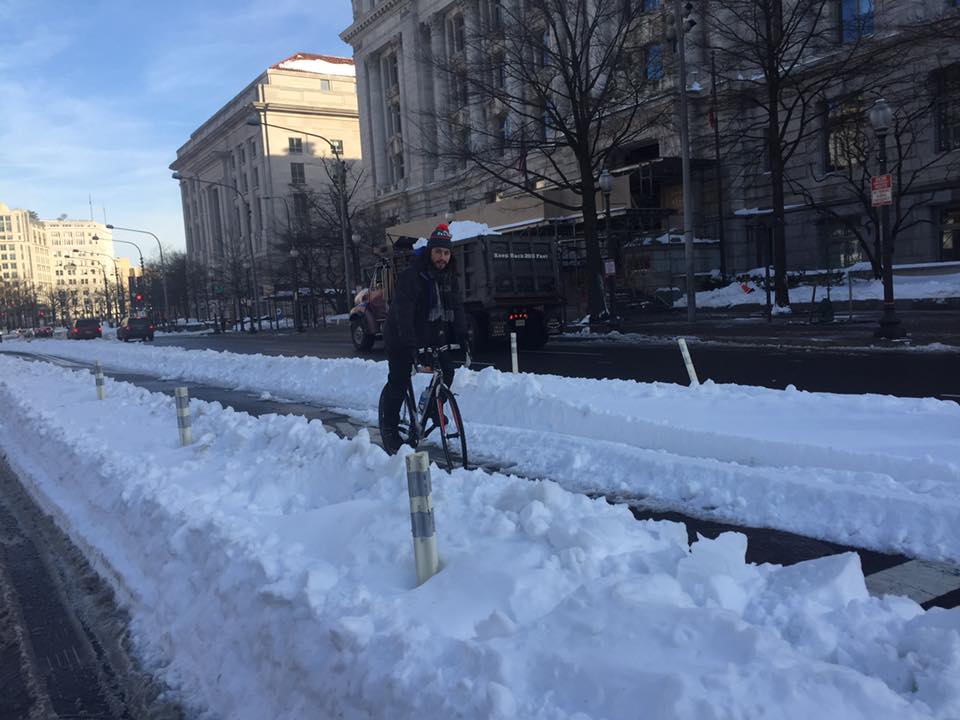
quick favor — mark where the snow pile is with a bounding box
[3,340,960,564]
[1,354,958,719]
[275,53,356,77]
[681,271,960,308]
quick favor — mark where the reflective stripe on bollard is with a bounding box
[95,361,105,400]
[405,451,438,586]
[510,331,519,373]
[175,386,193,447]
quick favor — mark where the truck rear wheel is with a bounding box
[351,318,374,352]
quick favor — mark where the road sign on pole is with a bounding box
[871,174,893,206]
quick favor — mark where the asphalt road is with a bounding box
[153,326,960,402]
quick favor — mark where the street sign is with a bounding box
[871,174,893,206]
[604,259,616,276]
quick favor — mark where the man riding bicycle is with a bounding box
[381,223,470,455]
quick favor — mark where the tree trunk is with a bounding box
[579,161,606,322]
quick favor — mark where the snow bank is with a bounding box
[3,340,959,564]
[1,355,958,719]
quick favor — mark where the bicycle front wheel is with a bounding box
[436,387,468,470]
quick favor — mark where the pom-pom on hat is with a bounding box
[427,223,453,250]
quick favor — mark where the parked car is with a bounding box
[117,316,155,342]
[70,318,102,340]
[35,326,53,338]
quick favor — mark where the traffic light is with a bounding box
[135,293,143,302]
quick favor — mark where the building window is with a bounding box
[824,100,866,172]
[320,79,332,91]
[253,166,260,187]
[839,0,874,43]
[483,0,503,30]
[249,139,257,158]
[447,13,466,54]
[389,151,405,184]
[239,145,246,164]
[293,193,310,225]
[643,0,661,11]
[291,163,306,184]
[935,65,960,152]
[241,172,249,192]
[941,207,960,261]
[495,115,511,156]
[452,73,468,108]
[645,44,663,82]
[289,137,304,154]
[383,51,399,90]
[388,104,402,136]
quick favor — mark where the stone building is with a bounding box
[0,203,118,325]
[341,0,960,308]
[170,53,363,320]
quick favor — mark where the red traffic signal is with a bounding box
[135,293,143,302]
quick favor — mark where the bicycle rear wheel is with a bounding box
[378,382,419,453]
[436,387,468,470]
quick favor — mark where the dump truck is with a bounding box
[349,233,565,352]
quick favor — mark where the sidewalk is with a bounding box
[568,299,960,350]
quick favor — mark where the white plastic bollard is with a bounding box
[510,331,519,373]
[677,338,700,386]
[405,451,438,586]
[94,361,105,400]
[175,387,193,446]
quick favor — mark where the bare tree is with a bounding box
[788,58,960,278]
[424,0,669,320]
[707,0,909,305]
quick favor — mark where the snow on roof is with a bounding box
[272,53,356,77]
[414,220,501,247]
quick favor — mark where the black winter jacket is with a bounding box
[383,248,468,351]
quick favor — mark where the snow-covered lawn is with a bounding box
[1,343,958,719]
[682,266,960,309]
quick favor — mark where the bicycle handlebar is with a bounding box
[414,343,471,370]
[416,344,461,353]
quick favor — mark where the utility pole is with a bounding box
[668,0,697,323]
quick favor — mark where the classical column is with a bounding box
[464,0,486,146]
[429,13,447,180]
[367,54,388,190]
[357,56,380,189]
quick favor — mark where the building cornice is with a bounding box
[340,0,411,45]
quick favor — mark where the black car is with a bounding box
[70,318,102,340]
[117,317,155,342]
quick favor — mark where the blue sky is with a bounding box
[0,0,355,260]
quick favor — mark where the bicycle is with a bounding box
[378,343,470,470]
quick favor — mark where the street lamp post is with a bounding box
[667,0,698,323]
[106,225,169,325]
[74,247,124,324]
[245,115,355,309]
[171,172,260,332]
[109,237,145,309]
[598,167,618,326]
[289,247,304,332]
[868,98,905,339]
[65,257,112,323]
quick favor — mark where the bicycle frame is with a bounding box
[407,343,468,438]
